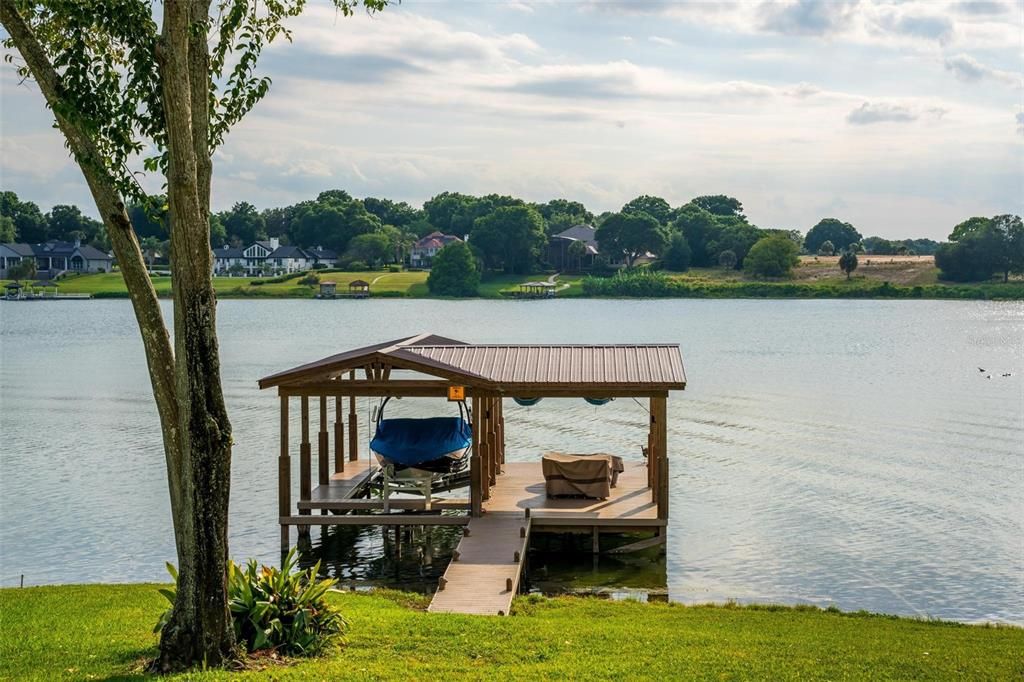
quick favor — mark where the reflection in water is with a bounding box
[1,299,1021,624]
[525,532,667,597]
[299,525,671,600]
[298,523,464,593]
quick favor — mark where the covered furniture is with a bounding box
[541,453,625,499]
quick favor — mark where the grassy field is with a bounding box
[3,271,591,299]
[6,271,430,298]
[4,258,1021,300]
[1,585,1021,680]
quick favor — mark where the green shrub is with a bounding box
[298,273,320,286]
[155,549,346,657]
[427,241,479,296]
[745,234,800,278]
[250,271,309,285]
[387,264,401,273]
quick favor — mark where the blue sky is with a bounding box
[1,0,1021,240]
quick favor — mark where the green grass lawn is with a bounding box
[1,585,1020,680]
[7,271,430,298]
[6,265,1020,300]
[477,273,587,298]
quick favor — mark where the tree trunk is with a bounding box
[0,0,234,670]
[154,0,235,670]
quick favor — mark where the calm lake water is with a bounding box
[1,299,1021,624]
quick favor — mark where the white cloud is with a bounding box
[944,53,1020,87]
[584,0,1020,49]
[846,102,918,125]
[2,2,1019,240]
[648,36,679,47]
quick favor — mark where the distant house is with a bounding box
[410,231,462,269]
[0,239,112,279]
[545,224,600,271]
[212,245,246,275]
[213,237,338,276]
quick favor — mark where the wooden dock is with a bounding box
[427,459,659,615]
[428,514,531,616]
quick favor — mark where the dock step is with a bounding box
[428,514,531,616]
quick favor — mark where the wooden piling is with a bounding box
[318,395,329,486]
[299,396,311,517]
[334,396,344,473]
[348,370,358,461]
[278,395,291,551]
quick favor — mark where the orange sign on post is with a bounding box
[447,385,465,402]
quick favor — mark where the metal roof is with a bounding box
[259,334,686,391]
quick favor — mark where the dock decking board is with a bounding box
[484,460,657,521]
[428,459,657,615]
[428,514,531,616]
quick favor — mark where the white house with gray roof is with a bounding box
[213,237,338,276]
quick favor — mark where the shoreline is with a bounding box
[3,584,1021,680]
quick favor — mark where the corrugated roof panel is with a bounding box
[400,344,685,387]
[260,336,686,390]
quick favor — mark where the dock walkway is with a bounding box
[428,513,531,616]
[428,460,659,615]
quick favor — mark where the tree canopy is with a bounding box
[596,211,669,267]
[470,204,547,274]
[621,195,672,225]
[692,194,744,218]
[936,214,1024,282]
[662,232,691,272]
[535,198,594,235]
[804,218,862,255]
[0,191,47,242]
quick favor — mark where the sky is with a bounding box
[1,0,1022,240]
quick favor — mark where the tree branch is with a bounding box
[0,0,183,516]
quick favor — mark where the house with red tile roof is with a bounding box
[410,231,462,269]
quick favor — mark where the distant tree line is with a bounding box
[2,187,1018,283]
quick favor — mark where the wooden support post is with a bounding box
[483,397,495,491]
[470,395,482,516]
[491,393,499,483]
[279,396,291,551]
[348,371,358,461]
[318,395,329,487]
[334,396,344,473]
[647,430,655,490]
[648,401,658,505]
[497,398,505,469]
[299,396,311,517]
[592,526,600,554]
[653,395,669,520]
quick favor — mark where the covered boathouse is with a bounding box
[258,333,686,614]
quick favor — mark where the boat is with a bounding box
[369,398,472,510]
[370,415,472,474]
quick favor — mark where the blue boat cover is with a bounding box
[370,417,472,467]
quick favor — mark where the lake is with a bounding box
[0,299,1021,624]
